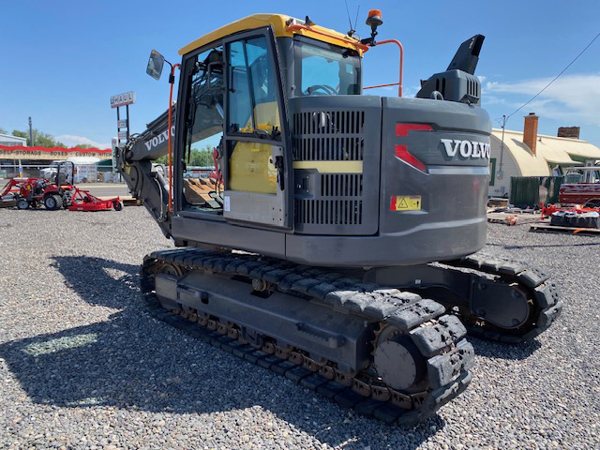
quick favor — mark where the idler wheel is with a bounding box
[159,263,183,277]
[374,331,426,391]
[156,263,185,310]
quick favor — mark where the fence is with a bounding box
[510,176,564,208]
[0,164,118,182]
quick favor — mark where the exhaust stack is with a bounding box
[416,35,485,105]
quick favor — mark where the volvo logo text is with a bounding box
[145,125,176,152]
[440,139,490,159]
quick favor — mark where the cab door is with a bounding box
[221,28,292,229]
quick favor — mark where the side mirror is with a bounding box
[146,50,165,80]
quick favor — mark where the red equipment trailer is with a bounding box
[559,183,600,208]
[559,166,600,208]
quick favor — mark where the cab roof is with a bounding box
[178,13,365,56]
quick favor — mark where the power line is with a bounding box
[496,31,600,180]
[506,31,600,120]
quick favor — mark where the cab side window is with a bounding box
[226,35,282,194]
[227,36,280,138]
[182,47,225,211]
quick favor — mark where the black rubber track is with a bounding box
[444,255,564,343]
[140,248,476,425]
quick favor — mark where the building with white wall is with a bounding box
[488,114,600,197]
[0,134,27,147]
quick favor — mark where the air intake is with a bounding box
[290,98,379,236]
[293,110,365,160]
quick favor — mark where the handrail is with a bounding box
[363,39,403,97]
[167,63,180,213]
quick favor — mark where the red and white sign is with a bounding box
[110,91,136,108]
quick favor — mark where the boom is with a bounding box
[118,107,175,236]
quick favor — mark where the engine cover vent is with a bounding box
[293,110,365,161]
[321,173,363,198]
[290,97,381,236]
[295,198,363,226]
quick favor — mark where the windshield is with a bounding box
[294,39,361,96]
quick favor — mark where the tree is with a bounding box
[12,129,65,147]
[12,130,29,143]
[156,145,214,167]
[74,144,92,149]
[189,148,213,166]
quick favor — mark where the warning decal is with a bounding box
[390,195,422,211]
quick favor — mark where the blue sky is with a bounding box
[1,1,599,148]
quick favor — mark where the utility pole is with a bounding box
[498,115,506,180]
[28,117,34,146]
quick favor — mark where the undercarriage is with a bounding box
[362,255,563,343]
[139,247,562,423]
[142,248,475,424]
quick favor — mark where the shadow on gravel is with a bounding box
[0,255,440,449]
[469,337,542,360]
[49,256,140,309]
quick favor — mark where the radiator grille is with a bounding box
[320,173,363,197]
[295,199,363,225]
[292,106,373,232]
[293,111,365,161]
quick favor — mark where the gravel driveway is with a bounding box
[0,207,598,449]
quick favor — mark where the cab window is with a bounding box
[294,38,361,96]
[227,36,280,139]
[182,46,225,211]
[225,35,282,195]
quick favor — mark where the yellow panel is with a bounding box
[230,141,277,194]
[292,161,363,173]
[179,14,364,56]
[255,102,280,131]
[240,102,281,134]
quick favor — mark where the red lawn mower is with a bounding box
[66,186,122,212]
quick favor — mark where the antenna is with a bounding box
[344,0,355,36]
[353,4,360,32]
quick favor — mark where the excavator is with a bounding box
[117,12,563,424]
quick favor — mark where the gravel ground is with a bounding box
[0,207,598,449]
